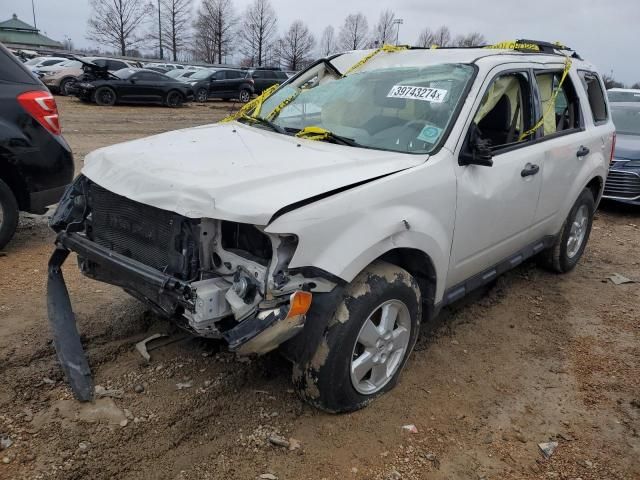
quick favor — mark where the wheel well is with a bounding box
[0,159,28,210]
[378,248,437,315]
[586,176,603,202]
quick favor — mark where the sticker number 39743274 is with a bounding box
[387,85,448,103]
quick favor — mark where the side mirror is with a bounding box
[129,78,136,84]
[459,124,493,167]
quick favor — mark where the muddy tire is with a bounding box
[0,178,19,250]
[538,188,595,273]
[94,86,116,106]
[293,261,421,413]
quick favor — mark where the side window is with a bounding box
[473,71,533,151]
[252,71,265,79]
[535,70,581,135]
[107,60,125,71]
[92,59,107,67]
[42,59,60,66]
[226,70,241,79]
[214,71,226,80]
[276,71,288,80]
[579,71,608,124]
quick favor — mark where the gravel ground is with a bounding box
[0,96,638,480]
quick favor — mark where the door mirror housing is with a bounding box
[129,78,136,84]
[459,123,494,167]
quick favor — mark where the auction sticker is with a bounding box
[417,124,443,144]
[387,85,448,103]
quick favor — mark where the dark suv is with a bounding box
[187,68,255,103]
[248,68,288,94]
[0,43,74,248]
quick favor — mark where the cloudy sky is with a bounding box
[4,0,639,84]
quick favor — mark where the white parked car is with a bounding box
[23,55,67,72]
[48,41,614,412]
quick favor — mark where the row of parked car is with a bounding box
[21,54,291,107]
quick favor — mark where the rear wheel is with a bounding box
[94,86,116,106]
[293,261,421,412]
[238,89,251,103]
[165,90,183,107]
[538,188,595,273]
[0,178,19,250]
[195,88,208,103]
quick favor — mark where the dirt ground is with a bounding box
[0,96,639,480]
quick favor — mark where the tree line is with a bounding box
[85,0,486,69]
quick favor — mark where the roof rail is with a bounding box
[489,39,583,60]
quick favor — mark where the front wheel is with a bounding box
[165,90,183,107]
[538,188,595,273]
[0,178,19,250]
[94,86,116,106]
[293,261,421,412]
[195,88,208,103]
[59,77,75,96]
[238,89,251,103]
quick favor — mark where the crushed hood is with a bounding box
[82,122,425,225]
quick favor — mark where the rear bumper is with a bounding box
[47,231,308,401]
[28,184,68,214]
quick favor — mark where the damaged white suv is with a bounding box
[48,41,614,412]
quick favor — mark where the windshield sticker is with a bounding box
[417,124,443,144]
[387,85,448,103]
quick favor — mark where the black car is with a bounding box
[0,43,74,248]
[602,102,640,206]
[187,68,255,103]
[248,68,288,94]
[74,68,194,107]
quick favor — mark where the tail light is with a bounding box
[609,132,616,164]
[17,90,61,136]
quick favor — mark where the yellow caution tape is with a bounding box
[342,44,409,77]
[294,125,332,141]
[486,41,541,51]
[265,91,299,121]
[518,56,572,141]
[219,83,281,123]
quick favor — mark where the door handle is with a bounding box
[577,145,590,157]
[521,163,540,177]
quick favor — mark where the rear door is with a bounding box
[209,70,229,97]
[126,71,166,101]
[448,66,545,288]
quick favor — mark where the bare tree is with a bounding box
[602,73,624,89]
[319,25,336,56]
[87,0,152,56]
[239,0,278,66]
[632,82,640,89]
[432,26,452,47]
[372,10,395,46]
[278,20,315,71]
[453,32,486,47]
[194,0,236,63]
[160,0,192,61]
[416,27,435,48]
[338,13,368,51]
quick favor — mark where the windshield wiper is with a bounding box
[239,114,287,135]
[292,126,363,148]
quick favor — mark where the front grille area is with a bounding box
[88,183,178,272]
[603,170,640,199]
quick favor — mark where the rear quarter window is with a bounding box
[578,71,608,124]
[0,47,39,85]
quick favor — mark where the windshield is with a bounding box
[612,105,640,135]
[58,60,81,68]
[190,69,213,80]
[25,57,42,66]
[608,91,640,103]
[166,69,183,78]
[254,64,475,154]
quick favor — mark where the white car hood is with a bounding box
[82,122,425,225]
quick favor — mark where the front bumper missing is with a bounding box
[46,232,309,401]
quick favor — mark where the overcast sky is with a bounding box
[3,0,639,84]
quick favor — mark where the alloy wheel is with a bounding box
[567,204,589,258]
[350,299,412,395]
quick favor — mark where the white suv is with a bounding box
[48,41,615,412]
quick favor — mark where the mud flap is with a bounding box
[47,247,94,401]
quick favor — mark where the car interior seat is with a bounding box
[477,94,512,146]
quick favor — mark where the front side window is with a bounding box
[254,63,475,154]
[579,71,608,123]
[472,71,533,151]
[535,70,581,135]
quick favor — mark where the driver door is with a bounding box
[448,67,545,288]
